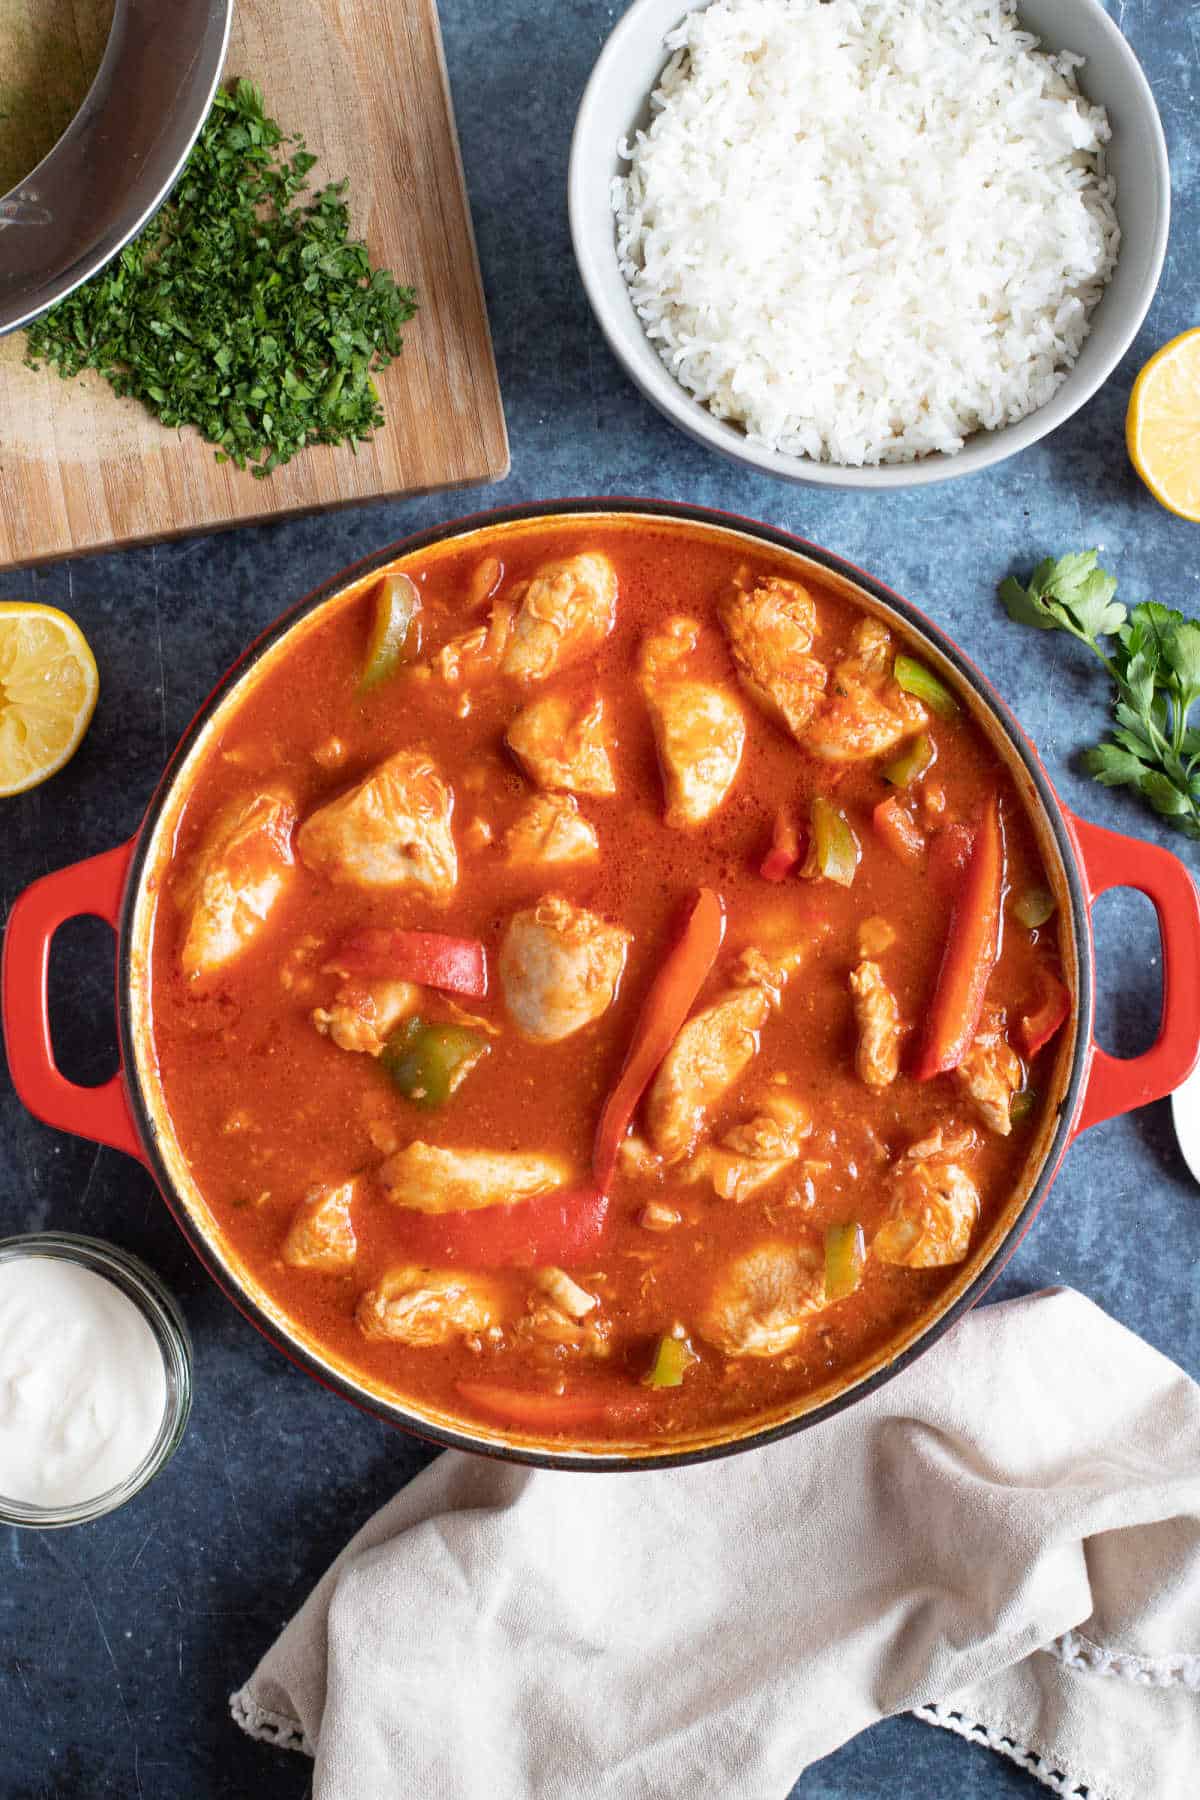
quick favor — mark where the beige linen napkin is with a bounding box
[231,1289,1200,1799]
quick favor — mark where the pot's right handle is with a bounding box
[1070,813,1200,1136]
[2,841,145,1162]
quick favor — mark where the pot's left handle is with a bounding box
[2,841,145,1162]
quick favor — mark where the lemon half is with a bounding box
[0,603,99,797]
[1127,328,1200,523]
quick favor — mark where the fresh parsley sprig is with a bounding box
[1000,551,1200,840]
[24,80,416,476]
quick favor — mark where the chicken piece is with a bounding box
[467,556,503,611]
[801,619,928,763]
[955,1011,1024,1137]
[281,1179,359,1273]
[180,786,297,981]
[505,693,616,796]
[688,1092,812,1202]
[503,792,599,867]
[639,1200,682,1232]
[378,1142,570,1215]
[430,600,516,687]
[499,552,618,683]
[357,1266,502,1346]
[698,1240,825,1358]
[644,946,806,1162]
[535,1267,597,1319]
[312,976,418,1056]
[444,999,503,1040]
[499,896,631,1043]
[873,1128,981,1268]
[719,576,827,739]
[921,782,947,825]
[849,960,902,1091]
[297,751,457,898]
[516,1298,611,1356]
[638,617,746,828]
[857,916,897,958]
[618,1135,662,1179]
[650,681,746,829]
[899,1126,978,1162]
[515,1268,607,1355]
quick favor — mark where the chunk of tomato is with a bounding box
[759,808,801,882]
[872,796,925,864]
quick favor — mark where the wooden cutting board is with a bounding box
[0,0,509,570]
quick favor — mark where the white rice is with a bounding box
[612,0,1120,465]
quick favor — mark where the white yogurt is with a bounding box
[1171,1059,1200,1189]
[0,1256,168,1508]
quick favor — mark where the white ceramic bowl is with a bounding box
[569,0,1171,489]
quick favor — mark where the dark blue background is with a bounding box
[2,2,1196,1794]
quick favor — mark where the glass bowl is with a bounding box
[0,1233,192,1529]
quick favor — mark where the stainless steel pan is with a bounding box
[0,0,231,335]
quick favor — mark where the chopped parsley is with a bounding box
[24,79,416,476]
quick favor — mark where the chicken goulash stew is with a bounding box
[147,519,1071,1448]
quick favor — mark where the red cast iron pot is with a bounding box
[4,501,1200,1470]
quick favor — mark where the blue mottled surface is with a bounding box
[1,2,1196,1795]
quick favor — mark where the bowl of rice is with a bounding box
[568,0,1169,486]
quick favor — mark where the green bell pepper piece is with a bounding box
[894,654,960,721]
[882,731,935,788]
[809,795,861,887]
[643,1332,700,1389]
[824,1222,866,1302]
[1012,886,1056,929]
[381,1016,489,1108]
[359,571,421,693]
[1009,1088,1038,1126]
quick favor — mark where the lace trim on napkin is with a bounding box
[913,1703,1093,1799]
[228,1628,1198,1776]
[915,1631,1200,1798]
[229,1687,313,1757]
[1049,1629,1200,1691]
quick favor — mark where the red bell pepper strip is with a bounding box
[760,808,801,882]
[325,928,487,997]
[456,1381,652,1434]
[392,1184,608,1269]
[1018,967,1070,1058]
[872,796,925,864]
[912,793,1006,1080]
[592,888,727,1191]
